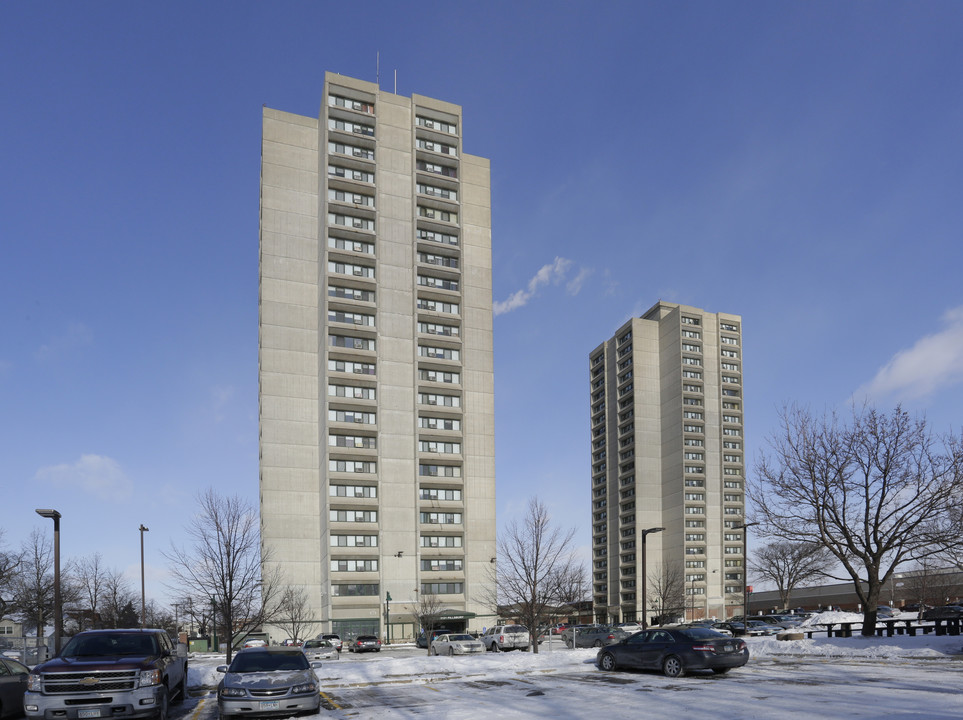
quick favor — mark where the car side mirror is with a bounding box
[216,665,228,673]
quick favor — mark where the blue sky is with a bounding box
[2,1,962,605]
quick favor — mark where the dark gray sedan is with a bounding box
[0,657,30,718]
[596,627,749,677]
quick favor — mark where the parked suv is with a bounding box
[25,628,188,720]
[480,625,530,652]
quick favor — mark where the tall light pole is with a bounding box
[35,509,62,655]
[640,527,665,630]
[734,522,759,619]
[139,525,149,628]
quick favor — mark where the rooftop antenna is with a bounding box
[376,51,380,88]
[394,69,397,94]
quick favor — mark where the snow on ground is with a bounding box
[184,613,963,719]
[187,611,963,689]
[187,630,963,689]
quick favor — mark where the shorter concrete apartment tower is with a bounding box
[589,302,746,624]
[259,72,495,640]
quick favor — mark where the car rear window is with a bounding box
[506,626,526,633]
[679,628,724,640]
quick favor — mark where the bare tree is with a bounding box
[647,561,685,626]
[749,540,835,610]
[9,529,56,637]
[73,553,109,630]
[164,489,282,663]
[492,498,580,654]
[552,562,590,626]
[144,600,176,634]
[411,592,446,656]
[99,568,136,628]
[0,530,23,618]
[751,405,963,635]
[274,586,320,646]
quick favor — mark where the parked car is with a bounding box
[25,629,188,720]
[875,606,898,618]
[922,605,963,621]
[709,623,734,637]
[0,656,29,718]
[416,628,454,649]
[242,638,267,648]
[616,622,644,634]
[902,603,932,614]
[673,622,732,637]
[756,615,802,627]
[596,627,749,677]
[746,620,781,636]
[716,620,778,637]
[347,635,381,653]
[561,625,627,648]
[301,638,338,661]
[216,647,321,718]
[431,633,485,656]
[319,634,343,652]
[280,638,302,647]
[481,625,531,652]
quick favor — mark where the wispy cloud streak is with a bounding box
[494,257,589,316]
[856,307,963,401]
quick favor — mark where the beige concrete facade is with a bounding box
[590,302,745,624]
[259,73,495,641]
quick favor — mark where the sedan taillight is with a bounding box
[691,645,716,652]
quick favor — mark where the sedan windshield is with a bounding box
[229,652,309,673]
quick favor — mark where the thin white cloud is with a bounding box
[566,268,593,296]
[35,323,93,362]
[35,454,133,502]
[494,257,581,316]
[857,306,963,401]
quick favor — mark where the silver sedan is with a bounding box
[216,647,321,719]
[431,633,485,656]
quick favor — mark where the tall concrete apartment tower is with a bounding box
[589,302,745,624]
[259,73,495,640]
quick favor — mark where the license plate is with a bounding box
[79,711,102,719]
[724,644,734,652]
[259,701,280,711]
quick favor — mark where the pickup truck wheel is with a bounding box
[172,676,186,704]
[154,687,169,720]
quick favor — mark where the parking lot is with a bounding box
[176,636,963,720]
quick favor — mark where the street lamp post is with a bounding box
[640,527,665,630]
[139,525,149,628]
[734,522,759,618]
[35,509,62,655]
